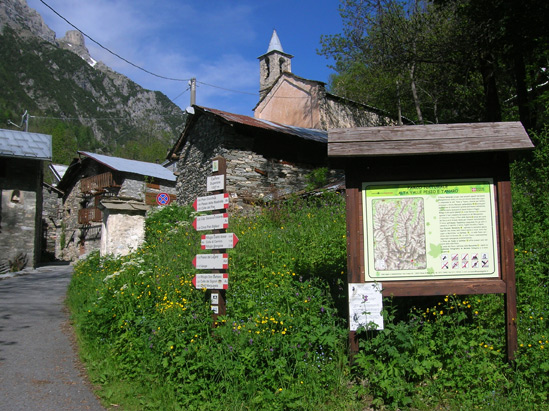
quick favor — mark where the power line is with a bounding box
[31,115,126,121]
[39,0,190,82]
[171,86,191,102]
[38,1,316,103]
[197,81,258,96]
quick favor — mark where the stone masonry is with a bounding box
[175,114,320,211]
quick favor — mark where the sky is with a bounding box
[26,0,344,116]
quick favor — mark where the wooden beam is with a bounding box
[381,279,507,297]
[328,122,533,157]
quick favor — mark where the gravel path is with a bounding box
[0,264,105,410]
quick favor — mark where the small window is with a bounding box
[11,190,21,203]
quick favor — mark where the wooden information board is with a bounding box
[328,122,534,361]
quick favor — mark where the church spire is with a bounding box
[267,29,284,53]
[258,30,293,99]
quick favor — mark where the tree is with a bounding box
[320,0,549,129]
[320,0,473,124]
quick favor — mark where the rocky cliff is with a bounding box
[0,0,187,164]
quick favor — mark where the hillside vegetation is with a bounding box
[68,136,549,410]
[0,25,186,165]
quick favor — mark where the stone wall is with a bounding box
[176,115,226,204]
[100,209,147,257]
[319,93,396,130]
[0,158,43,270]
[57,177,101,261]
[175,114,324,212]
[42,185,61,261]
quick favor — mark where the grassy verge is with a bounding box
[68,128,549,410]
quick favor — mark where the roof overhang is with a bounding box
[328,122,534,158]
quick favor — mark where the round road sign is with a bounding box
[156,192,171,206]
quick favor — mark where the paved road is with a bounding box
[0,264,105,410]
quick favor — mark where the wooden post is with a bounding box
[346,184,362,353]
[211,156,227,321]
[498,180,518,361]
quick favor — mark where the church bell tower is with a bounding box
[258,30,293,99]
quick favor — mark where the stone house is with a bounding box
[168,105,331,209]
[168,31,401,209]
[254,30,401,130]
[0,128,52,271]
[56,151,176,260]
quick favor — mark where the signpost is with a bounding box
[201,233,239,250]
[193,214,229,231]
[207,175,225,192]
[191,156,236,319]
[192,254,229,270]
[192,273,229,289]
[193,193,229,212]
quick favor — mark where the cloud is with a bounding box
[27,0,262,113]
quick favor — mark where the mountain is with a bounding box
[0,0,188,164]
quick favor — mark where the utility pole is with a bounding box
[22,110,28,132]
[189,78,196,106]
[7,110,29,131]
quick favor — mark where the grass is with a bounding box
[67,128,549,409]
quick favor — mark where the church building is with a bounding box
[254,30,398,130]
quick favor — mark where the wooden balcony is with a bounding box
[78,207,102,224]
[81,172,120,194]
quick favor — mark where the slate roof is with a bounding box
[78,151,176,182]
[168,105,328,160]
[200,106,327,143]
[0,129,52,160]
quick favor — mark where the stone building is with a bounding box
[56,151,176,261]
[254,30,400,130]
[0,129,52,271]
[168,105,332,209]
[169,32,405,209]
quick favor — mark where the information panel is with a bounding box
[362,179,499,281]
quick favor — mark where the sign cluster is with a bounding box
[191,158,238,315]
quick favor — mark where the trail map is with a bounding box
[363,180,499,281]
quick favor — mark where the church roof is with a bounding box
[258,30,293,58]
[267,29,284,53]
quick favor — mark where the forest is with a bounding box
[319,0,549,131]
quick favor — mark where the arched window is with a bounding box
[10,190,21,203]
